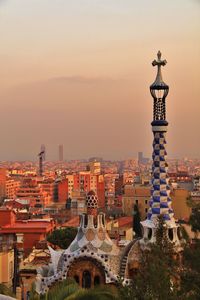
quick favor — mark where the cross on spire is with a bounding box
[152,51,167,67]
[151,51,167,86]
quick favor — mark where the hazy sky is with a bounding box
[0,0,199,160]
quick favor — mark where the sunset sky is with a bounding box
[0,0,199,160]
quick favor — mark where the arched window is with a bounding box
[94,275,100,286]
[82,270,91,288]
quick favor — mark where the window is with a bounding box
[136,200,138,205]
[82,270,91,288]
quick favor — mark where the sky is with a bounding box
[0,0,199,161]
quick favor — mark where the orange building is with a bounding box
[171,188,191,221]
[96,175,105,208]
[0,208,55,256]
[0,168,7,202]
[37,178,56,203]
[66,173,105,208]
[0,244,14,288]
[57,178,68,203]
[0,168,20,202]
[122,184,150,220]
[15,178,51,208]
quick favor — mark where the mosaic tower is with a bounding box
[141,51,182,248]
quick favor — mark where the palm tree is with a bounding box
[30,280,120,300]
[65,285,119,300]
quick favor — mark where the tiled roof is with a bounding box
[62,216,79,228]
[117,216,132,227]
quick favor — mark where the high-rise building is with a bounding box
[41,144,46,161]
[138,152,143,163]
[138,151,149,164]
[140,51,182,250]
[59,144,64,161]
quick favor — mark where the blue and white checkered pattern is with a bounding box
[147,131,174,221]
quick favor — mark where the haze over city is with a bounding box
[0,0,199,160]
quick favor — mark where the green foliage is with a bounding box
[131,247,177,299]
[31,279,79,300]
[65,285,119,300]
[180,241,200,299]
[47,227,77,249]
[119,215,178,300]
[180,225,189,241]
[36,281,119,300]
[29,282,40,300]
[47,280,79,300]
[189,205,200,234]
[133,204,142,237]
[0,284,15,297]
[186,196,194,208]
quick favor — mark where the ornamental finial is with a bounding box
[152,51,167,68]
[150,51,168,89]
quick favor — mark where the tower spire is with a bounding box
[140,51,182,250]
[150,51,169,124]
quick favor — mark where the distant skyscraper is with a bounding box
[138,151,143,163]
[138,151,149,164]
[59,144,64,161]
[41,144,46,161]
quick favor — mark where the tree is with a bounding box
[30,279,119,300]
[65,285,119,300]
[30,278,79,300]
[47,227,77,249]
[180,241,200,299]
[189,204,200,235]
[119,215,179,300]
[179,201,200,299]
[133,204,142,237]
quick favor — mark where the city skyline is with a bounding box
[0,0,199,160]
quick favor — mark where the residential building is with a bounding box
[0,240,14,288]
[122,184,150,220]
[0,208,55,256]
